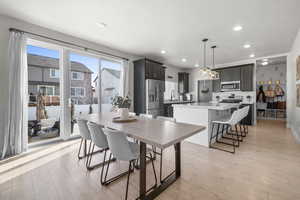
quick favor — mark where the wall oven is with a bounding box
[220,81,240,92]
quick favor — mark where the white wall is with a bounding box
[164,65,186,100]
[287,28,300,142]
[0,15,139,152]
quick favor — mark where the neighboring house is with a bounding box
[93,68,121,104]
[27,54,93,105]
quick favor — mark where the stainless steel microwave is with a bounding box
[221,81,240,92]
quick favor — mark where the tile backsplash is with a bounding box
[212,91,256,104]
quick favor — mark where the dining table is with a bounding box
[81,112,206,200]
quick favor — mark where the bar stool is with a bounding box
[156,116,176,183]
[102,128,157,200]
[86,122,115,170]
[240,106,250,137]
[210,109,243,153]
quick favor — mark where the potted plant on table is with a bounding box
[111,96,132,120]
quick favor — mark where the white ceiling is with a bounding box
[0,0,300,68]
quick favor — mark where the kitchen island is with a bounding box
[173,103,239,147]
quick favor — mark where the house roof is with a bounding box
[103,68,120,79]
[93,68,121,83]
[27,54,93,73]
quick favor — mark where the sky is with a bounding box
[27,45,121,82]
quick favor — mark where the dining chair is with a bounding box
[156,116,176,183]
[77,119,92,160]
[86,122,115,170]
[102,128,157,200]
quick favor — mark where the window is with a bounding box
[71,87,85,97]
[37,85,56,96]
[50,68,59,78]
[71,71,84,80]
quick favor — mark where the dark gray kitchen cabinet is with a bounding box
[133,58,165,115]
[240,64,254,91]
[221,67,241,82]
[178,72,189,94]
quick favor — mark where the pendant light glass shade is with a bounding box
[198,38,219,80]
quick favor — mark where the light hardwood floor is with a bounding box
[1,120,300,200]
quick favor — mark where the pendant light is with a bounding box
[210,45,220,80]
[199,38,210,75]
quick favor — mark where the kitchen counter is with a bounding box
[172,102,239,110]
[163,100,195,104]
[173,102,236,147]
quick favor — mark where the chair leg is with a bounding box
[86,143,95,169]
[86,140,93,167]
[100,149,108,185]
[101,153,133,186]
[159,149,163,183]
[209,123,215,147]
[149,153,157,188]
[231,125,236,154]
[125,161,133,200]
[77,138,84,159]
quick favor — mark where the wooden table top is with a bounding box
[81,112,206,149]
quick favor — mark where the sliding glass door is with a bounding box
[26,43,62,144]
[26,39,124,145]
[100,59,122,112]
[68,52,100,136]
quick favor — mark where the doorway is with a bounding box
[256,56,287,122]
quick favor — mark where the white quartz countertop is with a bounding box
[164,100,195,104]
[172,102,240,110]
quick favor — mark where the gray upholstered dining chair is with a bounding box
[156,116,176,183]
[102,128,157,200]
[86,121,112,170]
[77,119,92,160]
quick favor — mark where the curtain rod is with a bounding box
[9,28,129,61]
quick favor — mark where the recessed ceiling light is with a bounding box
[249,54,255,58]
[181,58,187,62]
[161,50,166,54]
[243,44,251,48]
[233,25,243,31]
[195,63,199,67]
[96,22,107,28]
[262,58,268,62]
[262,61,268,66]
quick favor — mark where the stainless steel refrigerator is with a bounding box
[146,79,165,117]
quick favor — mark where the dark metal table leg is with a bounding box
[175,142,181,178]
[140,142,147,199]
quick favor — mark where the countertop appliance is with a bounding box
[221,81,240,92]
[146,79,164,116]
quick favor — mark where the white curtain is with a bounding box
[120,60,131,97]
[1,31,28,159]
